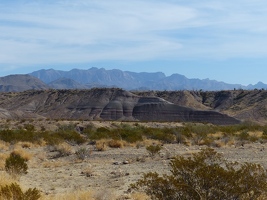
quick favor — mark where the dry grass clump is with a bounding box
[95,139,126,151]
[53,143,73,157]
[36,152,47,162]
[12,147,33,161]
[0,172,16,186]
[130,192,150,200]
[135,139,162,149]
[108,139,124,148]
[0,140,9,151]
[42,160,68,168]
[40,190,94,200]
[95,139,108,151]
[211,140,226,148]
[0,153,9,170]
[249,131,263,141]
[81,165,94,177]
[15,141,35,149]
[94,189,116,200]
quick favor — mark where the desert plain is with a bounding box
[0,119,267,199]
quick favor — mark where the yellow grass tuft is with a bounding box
[0,171,17,186]
[249,131,262,138]
[212,140,225,148]
[41,190,94,200]
[95,139,108,151]
[15,141,35,149]
[135,139,162,149]
[43,160,68,168]
[130,192,150,200]
[0,140,9,151]
[93,189,116,200]
[0,153,9,170]
[12,147,33,161]
[108,139,124,148]
[54,142,73,156]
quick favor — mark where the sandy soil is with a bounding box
[1,120,267,199]
[12,141,267,199]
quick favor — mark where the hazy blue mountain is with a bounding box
[48,78,88,89]
[246,82,267,90]
[31,67,165,90]
[0,74,49,92]
[29,67,267,91]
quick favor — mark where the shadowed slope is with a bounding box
[0,88,239,125]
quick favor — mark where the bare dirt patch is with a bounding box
[0,142,263,199]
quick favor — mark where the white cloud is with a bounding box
[0,0,267,68]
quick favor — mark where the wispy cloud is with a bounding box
[0,0,267,68]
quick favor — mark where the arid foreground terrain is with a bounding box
[1,119,267,199]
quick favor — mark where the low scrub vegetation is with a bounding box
[1,120,267,147]
[1,119,267,199]
[146,144,162,158]
[75,147,91,160]
[131,148,267,200]
[0,183,41,200]
[5,152,28,179]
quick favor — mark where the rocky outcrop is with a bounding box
[132,100,239,125]
[0,88,240,125]
[134,89,267,123]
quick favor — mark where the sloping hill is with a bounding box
[134,89,267,123]
[0,74,49,92]
[0,88,239,125]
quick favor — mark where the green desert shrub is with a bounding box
[58,130,86,144]
[0,129,37,143]
[75,147,91,160]
[131,148,267,200]
[85,127,113,140]
[146,144,162,158]
[143,128,175,143]
[119,129,143,143]
[40,131,63,145]
[238,130,250,141]
[5,152,28,179]
[57,123,77,131]
[23,124,35,132]
[0,183,41,200]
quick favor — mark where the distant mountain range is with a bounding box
[1,69,267,123]
[29,67,267,91]
[0,67,266,92]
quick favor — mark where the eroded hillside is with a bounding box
[0,88,239,125]
[134,89,267,123]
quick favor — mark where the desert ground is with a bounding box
[1,120,267,199]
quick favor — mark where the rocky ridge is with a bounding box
[134,89,267,123]
[0,88,239,125]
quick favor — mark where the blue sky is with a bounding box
[0,0,267,85]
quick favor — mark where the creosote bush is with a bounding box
[131,148,267,200]
[1,121,267,148]
[5,152,28,179]
[75,147,91,160]
[146,144,162,158]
